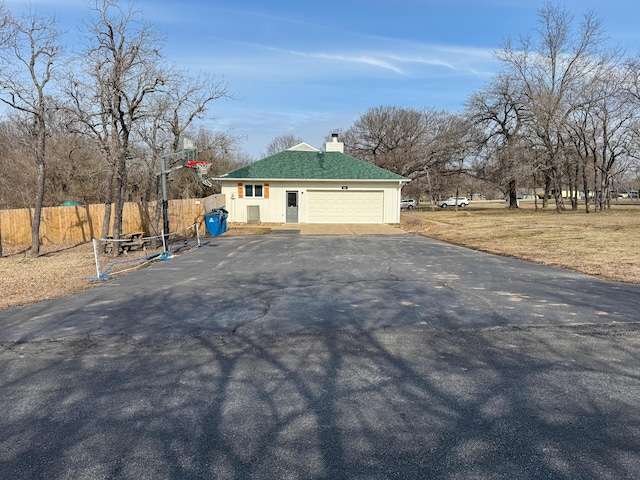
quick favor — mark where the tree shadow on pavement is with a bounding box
[2,323,640,479]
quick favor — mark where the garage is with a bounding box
[306,190,384,223]
[216,137,408,224]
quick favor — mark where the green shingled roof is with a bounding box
[218,150,406,181]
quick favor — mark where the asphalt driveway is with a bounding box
[1,233,639,341]
[3,233,640,479]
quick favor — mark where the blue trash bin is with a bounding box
[205,207,228,236]
[205,214,220,236]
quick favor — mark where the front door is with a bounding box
[286,191,298,223]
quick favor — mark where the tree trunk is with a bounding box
[101,165,115,242]
[551,163,565,213]
[592,155,601,212]
[30,161,45,256]
[112,152,128,244]
[508,178,518,209]
[101,202,112,242]
[598,172,606,211]
[543,174,552,209]
[107,123,129,251]
[582,161,590,213]
[571,162,579,210]
[454,186,460,212]
[553,189,566,213]
[30,123,47,257]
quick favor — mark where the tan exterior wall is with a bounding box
[0,197,223,247]
[221,180,403,224]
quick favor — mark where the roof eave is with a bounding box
[215,177,409,182]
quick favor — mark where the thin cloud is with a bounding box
[386,54,457,71]
[286,50,406,75]
[237,42,404,74]
[216,40,496,78]
[354,40,498,77]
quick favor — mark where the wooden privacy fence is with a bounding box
[0,196,225,247]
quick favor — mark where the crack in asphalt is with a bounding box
[227,277,471,335]
[440,282,511,325]
[231,296,273,335]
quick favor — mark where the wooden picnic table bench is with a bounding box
[119,232,150,253]
[104,232,150,254]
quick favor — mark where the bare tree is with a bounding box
[339,106,480,203]
[467,74,529,209]
[0,8,62,256]
[158,69,229,153]
[342,105,425,176]
[340,106,439,178]
[0,116,36,209]
[495,2,610,212]
[193,127,251,176]
[0,1,10,257]
[137,71,229,162]
[46,132,106,206]
[69,0,165,243]
[165,127,249,198]
[264,133,304,156]
[133,69,229,236]
[564,64,637,212]
[440,113,483,210]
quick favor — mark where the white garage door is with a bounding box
[306,190,384,223]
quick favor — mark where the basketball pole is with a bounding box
[159,140,198,255]
[160,153,170,254]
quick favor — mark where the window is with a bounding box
[244,184,263,198]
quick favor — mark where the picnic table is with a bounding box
[119,232,149,253]
[104,232,150,254]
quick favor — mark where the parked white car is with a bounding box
[400,199,417,210]
[438,197,469,208]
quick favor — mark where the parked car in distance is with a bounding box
[400,199,417,210]
[438,197,469,208]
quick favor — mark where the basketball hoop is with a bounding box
[185,160,213,188]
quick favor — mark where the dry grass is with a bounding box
[0,243,99,311]
[2,206,639,311]
[401,202,640,284]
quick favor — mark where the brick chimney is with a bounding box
[325,133,344,153]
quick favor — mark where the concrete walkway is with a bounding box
[270,223,405,235]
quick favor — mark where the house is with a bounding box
[215,135,409,224]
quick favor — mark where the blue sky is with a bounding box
[6,0,640,158]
